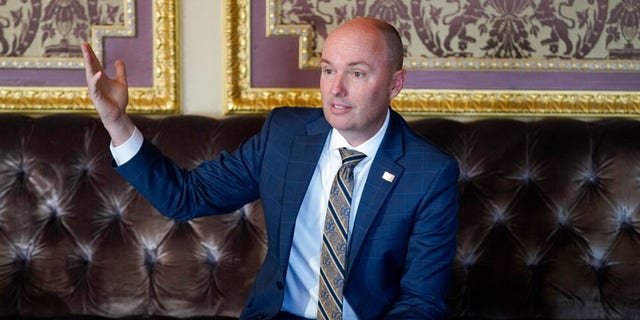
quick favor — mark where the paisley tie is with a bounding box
[317,148,366,320]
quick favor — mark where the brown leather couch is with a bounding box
[1,113,639,319]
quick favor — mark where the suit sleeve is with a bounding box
[384,158,459,319]
[114,113,276,221]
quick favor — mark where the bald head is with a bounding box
[330,17,404,71]
[320,17,407,146]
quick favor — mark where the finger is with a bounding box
[114,59,128,86]
[81,42,103,78]
[87,70,103,97]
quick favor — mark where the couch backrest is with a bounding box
[1,114,640,319]
[410,118,640,319]
[0,114,265,318]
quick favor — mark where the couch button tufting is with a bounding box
[5,114,640,318]
[0,114,270,318]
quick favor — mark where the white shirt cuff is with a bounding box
[109,126,143,166]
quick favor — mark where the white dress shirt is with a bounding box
[281,111,389,319]
[109,111,390,319]
[110,126,144,166]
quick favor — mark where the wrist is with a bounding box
[103,116,135,147]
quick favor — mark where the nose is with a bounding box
[330,73,347,97]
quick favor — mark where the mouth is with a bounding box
[330,102,351,110]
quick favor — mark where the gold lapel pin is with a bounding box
[382,171,395,183]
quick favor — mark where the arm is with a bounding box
[82,42,257,219]
[385,159,459,319]
[81,42,135,146]
[82,43,268,221]
[112,108,282,221]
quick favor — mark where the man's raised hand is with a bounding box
[81,42,135,146]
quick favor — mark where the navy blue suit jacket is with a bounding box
[116,107,459,319]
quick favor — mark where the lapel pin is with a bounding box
[382,171,395,183]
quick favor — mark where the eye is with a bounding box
[351,70,365,79]
[322,67,334,75]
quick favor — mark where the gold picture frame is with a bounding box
[0,0,179,114]
[224,0,640,117]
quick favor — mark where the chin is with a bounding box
[324,114,347,128]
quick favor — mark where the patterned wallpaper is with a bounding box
[227,0,639,115]
[0,0,132,69]
[270,0,640,71]
[0,0,178,113]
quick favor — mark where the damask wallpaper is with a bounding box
[226,0,640,116]
[0,0,178,113]
[0,0,128,67]
[271,0,640,70]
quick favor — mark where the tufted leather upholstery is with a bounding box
[1,114,640,319]
[411,118,640,319]
[0,114,265,319]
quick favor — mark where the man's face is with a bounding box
[320,22,405,146]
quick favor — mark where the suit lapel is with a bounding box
[346,111,406,280]
[278,116,331,270]
[273,109,408,278]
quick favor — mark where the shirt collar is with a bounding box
[328,109,390,159]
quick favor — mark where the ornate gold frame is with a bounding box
[0,0,179,114]
[224,0,640,116]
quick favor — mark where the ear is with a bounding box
[389,69,406,100]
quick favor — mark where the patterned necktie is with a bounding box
[317,148,366,320]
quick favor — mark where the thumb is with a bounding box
[114,59,128,85]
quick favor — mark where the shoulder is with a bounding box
[389,110,456,165]
[267,106,324,123]
[261,106,329,137]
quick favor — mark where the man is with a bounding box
[83,17,458,320]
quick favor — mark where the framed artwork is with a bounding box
[224,0,640,116]
[0,0,179,113]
